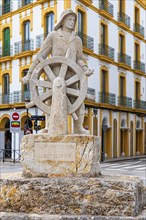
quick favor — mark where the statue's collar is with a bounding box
[57,28,76,43]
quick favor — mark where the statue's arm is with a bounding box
[21,33,53,84]
[76,38,94,77]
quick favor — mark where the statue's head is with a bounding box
[54,9,77,31]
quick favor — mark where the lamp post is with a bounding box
[24,97,30,132]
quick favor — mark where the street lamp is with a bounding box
[24,97,30,132]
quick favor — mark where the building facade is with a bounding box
[0,0,146,161]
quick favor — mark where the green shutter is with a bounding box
[3,28,10,56]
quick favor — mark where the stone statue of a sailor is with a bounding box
[22,9,93,135]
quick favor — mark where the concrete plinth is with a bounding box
[20,134,101,178]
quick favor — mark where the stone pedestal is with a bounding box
[0,175,144,218]
[20,134,101,178]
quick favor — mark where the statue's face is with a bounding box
[62,15,76,30]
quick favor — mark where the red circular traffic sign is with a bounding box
[12,112,19,121]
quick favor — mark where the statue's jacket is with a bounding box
[29,28,87,75]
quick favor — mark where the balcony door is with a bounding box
[3,28,10,56]
[24,20,30,51]
[101,23,107,53]
[3,0,10,14]
[78,10,84,41]
[3,74,10,104]
[46,12,54,36]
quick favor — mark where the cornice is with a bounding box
[136,0,146,9]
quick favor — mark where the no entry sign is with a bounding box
[12,112,19,121]
[10,110,21,133]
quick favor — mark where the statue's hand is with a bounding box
[20,75,31,84]
[85,68,94,77]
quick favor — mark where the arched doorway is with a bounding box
[113,119,117,158]
[5,119,12,158]
[130,121,133,156]
[101,117,111,161]
[136,120,143,155]
[120,119,129,156]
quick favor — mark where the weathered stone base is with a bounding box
[1,212,146,220]
[0,175,144,217]
[20,134,101,178]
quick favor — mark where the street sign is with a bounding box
[31,115,45,121]
[12,112,19,121]
[10,110,21,133]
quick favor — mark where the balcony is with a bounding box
[15,40,34,55]
[36,32,94,52]
[118,96,132,108]
[99,0,114,19]
[118,53,131,69]
[86,87,96,101]
[2,3,11,15]
[98,44,114,62]
[0,91,31,105]
[0,46,13,58]
[118,12,130,29]
[98,92,116,105]
[133,60,145,74]
[133,23,144,39]
[134,100,146,110]
[76,32,94,51]
[36,33,47,49]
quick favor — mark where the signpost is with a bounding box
[10,110,21,163]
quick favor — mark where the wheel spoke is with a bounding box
[59,64,68,78]
[43,65,56,82]
[34,80,52,88]
[39,89,52,102]
[65,75,79,86]
[66,88,80,97]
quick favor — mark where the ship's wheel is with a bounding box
[28,56,87,120]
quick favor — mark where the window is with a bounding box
[46,12,54,36]
[22,69,30,96]
[3,28,10,56]
[3,74,10,103]
[101,70,107,93]
[23,0,31,6]
[135,81,140,100]
[119,76,125,97]
[135,7,139,24]
[78,10,84,34]
[3,0,10,14]
[135,43,140,61]
[119,34,124,54]
[23,20,30,51]
[101,24,106,46]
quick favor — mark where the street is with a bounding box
[0,158,146,185]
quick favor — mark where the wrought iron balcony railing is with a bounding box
[98,44,114,60]
[77,32,94,51]
[133,23,144,37]
[134,100,146,110]
[118,12,130,28]
[99,0,114,16]
[36,32,94,51]
[15,40,34,54]
[118,96,132,108]
[36,33,47,49]
[118,52,131,67]
[133,60,145,73]
[0,46,13,57]
[2,3,11,14]
[0,91,31,104]
[98,92,116,105]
